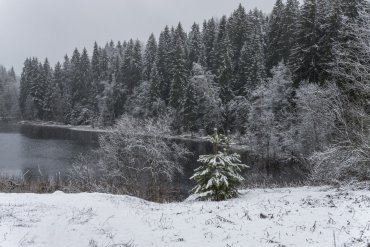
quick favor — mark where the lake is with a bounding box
[0,123,94,178]
[0,122,306,189]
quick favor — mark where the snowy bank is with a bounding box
[0,187,369,247]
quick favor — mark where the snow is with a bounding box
[0,187,369,246]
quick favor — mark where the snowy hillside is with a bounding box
[0,187,369,247]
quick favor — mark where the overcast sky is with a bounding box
[0,0,283,74]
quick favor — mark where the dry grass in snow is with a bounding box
[0,186,369,246]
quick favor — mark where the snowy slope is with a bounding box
[0,187,369,247]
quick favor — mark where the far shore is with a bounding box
[18,120,108,133]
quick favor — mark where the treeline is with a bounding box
[19,0,370,181]
[0,65,19,120]
[19,3,274,127]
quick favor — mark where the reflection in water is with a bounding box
[0,124,93,177]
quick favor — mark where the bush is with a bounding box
[69,115,191,201]
[308,84,370,183]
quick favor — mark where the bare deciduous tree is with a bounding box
[69,115,191,201]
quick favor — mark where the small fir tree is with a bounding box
[190,129,248,201]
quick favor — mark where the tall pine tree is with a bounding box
[290,0,321,84]
[266,0,286,71]
[202,18,217,71]
[156,26,172,104]
[169,23,189,110]
[187,23,203,67]
[227,4,248,73]
[143,33,157,81]
[281,0,300,64]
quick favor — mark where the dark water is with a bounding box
[0,123,93,177]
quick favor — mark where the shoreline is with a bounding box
[17,120,248,148]
[18,121,107,144]
[15,121,308,185]
[17,120,213,147]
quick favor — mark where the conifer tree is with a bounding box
[156,26,172,103]
[79,47,93,106]
[213,15,228,75]
[0,65,19,120]
[41,58,53,120]
[317,0,342,82]
[91,41,101,82]
[132,39,143,88]
[169,24,189,110]
[173,22,187,48]
[331,0,370,94]
[61,54,73,122]
[53,62,63,93]
[217,34,234,103]
[91,46,107,104]
[100,49,109,82]
[68,48,94,124]
[114,39,143,117]
[191,129,248,201]
[281,0,300,64]
[182,81,198,132]
[227,4,248,72]
[187,23,203,67]
[117,41,123,57]
[70,48,81,108]
[111,55,121,82]
[290,0,321,84]
[51,62,65,122]
[143,33,157,81]
[148,62,162,103]
[19,58,31,118]
[266,0,286,71]
[238,10,266,96]
[114,40,132,117]
[29,58,45,119]
[8,67,16,81]
[202,18,217,71]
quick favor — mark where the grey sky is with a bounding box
[0,0,282,74]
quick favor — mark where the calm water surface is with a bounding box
[0,123,93,177]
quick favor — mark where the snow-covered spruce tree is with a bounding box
[281,0,300,64]
[187,22,203,67]
[202,18,217,72]
[169,23,189,111]
[237,9,266,97]
[227,4,248,73]
[266,0,286,71]
[0,65,19,120]
[190,129,248,201]
[289,0,321,84]
[156,26,172,104]
[143,33,157,81]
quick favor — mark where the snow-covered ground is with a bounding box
[0,187,369,247]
